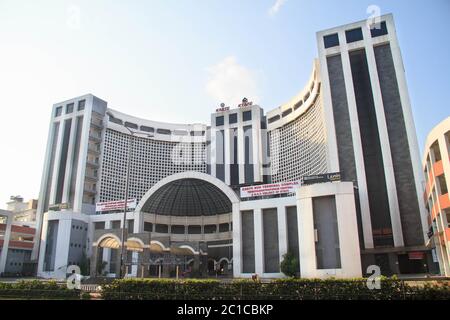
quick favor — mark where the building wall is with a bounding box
[316,14,428,271]
[422,117,450,276]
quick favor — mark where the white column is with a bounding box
[232,203,242,276]
[74,98,93,213]
[297,197,316,278]
[49,121,65,206]
[210,123,217,178]
[315,40,340,173]
[237,122,245,184]
[224,126,231,185]
[251,109,263,183]
[37,213,50,275]
[363,26,404,247]
[33,113,60,261]
[53,218,72,279]
[387,15,429,242]
[335,190,362,277]
[339,30,374,249]
[0,215,12,274]
[102,221,112,271]
[253,208,264,275]
[277,206,288,265]
[62,116,78,205]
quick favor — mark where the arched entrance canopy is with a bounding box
[136,172,240,216]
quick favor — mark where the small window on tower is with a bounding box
[370,21,388,38]
[323,33,339,48]
[345,27,363,43]
[66,103,74,114]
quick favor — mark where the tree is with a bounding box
[280,252,299,277]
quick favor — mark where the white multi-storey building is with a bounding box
[34,14,434,280]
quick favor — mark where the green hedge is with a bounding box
[101,278,450,300]
[0,280,81,300]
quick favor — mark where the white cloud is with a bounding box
[268,0,287,16]
[205,56,259,107]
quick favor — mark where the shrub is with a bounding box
[0,280,81,300]
[280,252,299,277]
[100,278,450,300]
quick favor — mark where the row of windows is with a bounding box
[270,89,327,183]
[216,110,252,127]
[323,21,388,49]
[108,116,205,136]
[55,100,85,117]
[144,222,231,234]
[99,129,207,203]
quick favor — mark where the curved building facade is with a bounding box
[422,117,450,276]
[34,14,433,279]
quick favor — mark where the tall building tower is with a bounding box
[32,94,107,261]
[209,102,267,188]
[317,14,430,274]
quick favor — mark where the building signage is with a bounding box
[238,97,253,108]
[302,172,341,185]
[408,251,425,260]
[240,181,300,198]
[216,102,230,113]
[95,199,137,212]
[49,203,70,211]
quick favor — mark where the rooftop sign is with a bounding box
[215,98,253,113]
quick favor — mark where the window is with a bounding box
[155,224,168,233]
[268,115,280,124]
[219,223,230,232]
[66,103,74,114]
[144,222,153,232]
[174,130,188,136]
[282,108,292,118]
[140,125,154,133]
[229,113,238,124]
[77,100,85,111]
[157,128,171,135]
[204,225,217,233]
[216,116,224,126]
[345,27,363,43]
[293,100,303,110]
[124,122,138,129]
[323,33,339,48]
[242,110,252,122]
[370,21,388,37]
[438,175,448,195]
[188,225,201,234]
[109,116,123,125]
[55,106,63,117]
[171,225,185,234]
[190,131,205,136]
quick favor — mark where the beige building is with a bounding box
[7,196,38,223]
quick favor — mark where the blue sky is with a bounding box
[0,0,449,206]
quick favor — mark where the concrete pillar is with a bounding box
[0,215,13,275]
[162,253,171,277]
[115,247,122,277]
[139,249,150,278]
[193,254,200,277]
[253,208,264,276]
[231,203,242,277]
[277,206,288,266]
[90,246,98,277]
